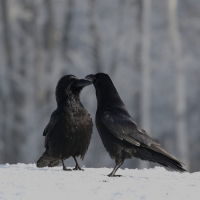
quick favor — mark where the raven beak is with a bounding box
[85,74,95,83]
[74,79,92,88]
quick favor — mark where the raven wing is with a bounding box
[43,110,59,148]
[101,108,160,147]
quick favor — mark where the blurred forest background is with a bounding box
[0,0,200,172]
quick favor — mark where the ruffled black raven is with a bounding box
[86,73,186,177]
[37,75,93,171]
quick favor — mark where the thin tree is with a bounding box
[88,0,101,73]
[109,0,124,77]
[139,0,152,169]
[168,0,189,169]
[1,0,14,162]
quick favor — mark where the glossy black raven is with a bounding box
[37,75,93,171]
[86,73,186,177]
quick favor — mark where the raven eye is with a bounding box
[71,77,77,82]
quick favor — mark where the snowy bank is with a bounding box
[0,164,199,200]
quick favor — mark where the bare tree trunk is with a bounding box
[31,1,43,103]
[109,0,125,77]
[168,0,189,169]
[139,0,152,169]
[133,0,143,169]
[44,0,55,73]
[1,0,14,162]
[88,0,101,73]
[134,0,142,125]
[62,0,74,61]
[44,0,56,105]
[1,0,13,68]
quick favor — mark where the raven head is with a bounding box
[56,75,92,105]
[85,73,112,88]
[85,73,120,104]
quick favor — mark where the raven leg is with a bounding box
[61,159,72,171]
[108,158,124,177]
[73,156,83,171]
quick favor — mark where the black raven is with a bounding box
[86,73,186,177]
[37,75,93,171]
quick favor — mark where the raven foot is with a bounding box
[73,165,84,171]
[72,157,83,171]
[61,160,72,171]
[107,174,121,177]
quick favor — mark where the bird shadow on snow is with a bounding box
[101,174,149,179]
[99,171,149,179]
[0,164,68,172]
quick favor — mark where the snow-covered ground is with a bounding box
[0,164,199,200]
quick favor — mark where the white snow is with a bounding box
[0,164,199,200]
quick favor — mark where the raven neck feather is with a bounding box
[56,88,81,107]
[96,82,125,109]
